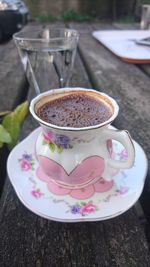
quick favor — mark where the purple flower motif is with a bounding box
[22,153,32,161]
[70,202,98,216]
[71,205,80,214]
[19,152,35,171]
[55,134,70,149]
[119,186,129,194]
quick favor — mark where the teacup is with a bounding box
[30,88,135,189]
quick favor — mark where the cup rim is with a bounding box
[13,28,79,43]
[29,87,119,132]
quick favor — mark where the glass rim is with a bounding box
[13,28,79,42]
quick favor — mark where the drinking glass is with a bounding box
[13,27,79,95]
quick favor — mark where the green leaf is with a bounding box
[0,124,11,143]
[81,201,86,206]
[2,113,20,150]
[14,101,29,125]
[56,145,63,154]
[48,142,55,152]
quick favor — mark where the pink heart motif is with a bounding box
[36,155,114,199]
[36,166,114,200]
[37,155,105,185]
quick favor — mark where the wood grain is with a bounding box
[0,23,150,267]
[70,22,150,223]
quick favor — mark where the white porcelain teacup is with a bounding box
[30,88,135,189]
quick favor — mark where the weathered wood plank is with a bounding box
[0,188,150,267]
[1,44,150,267]
[70,22,150,222]
[0,22,62,194]
[110,23,150,221]
[72,22,150,156]
[1,23,150,267]
[0,38,29,195]
[0,40,27,111]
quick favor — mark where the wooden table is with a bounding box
[0,22,150,267]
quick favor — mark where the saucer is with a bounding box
[7,127,148,222]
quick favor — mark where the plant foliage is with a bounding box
[0,101,29,150]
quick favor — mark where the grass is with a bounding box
[114,15,136,24]
[36,9,95,23]
[37,14,57,23]
[36,9,136,24]
[61,9,94,22]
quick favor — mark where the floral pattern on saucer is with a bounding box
[7,127,147,222]
[69,201,99,216]
[18,144,129,203]
[36,166,114,200]
[16,145,132,217]
[28,166,129,217]
[18,152,35,171]
[16,148,131,218]
[17,145,130,203]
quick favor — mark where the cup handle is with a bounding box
[102,127,135,169]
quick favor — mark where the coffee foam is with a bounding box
[36,92,113,128]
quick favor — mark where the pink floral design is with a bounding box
[21,159,32,171]
[70,201,98,216]
[120,149,128,159]
[42,131,72,153]
[42,131,92,153]
[19,152,35,171]
[31,189,44,199]
[43,131,55,142]
[80,203,97,215]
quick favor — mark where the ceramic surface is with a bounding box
[30,88,135,187]
[93,30,150,63]
[7,127,148,222]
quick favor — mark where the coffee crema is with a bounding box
[37,93,112,127]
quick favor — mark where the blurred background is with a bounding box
[24,0,150,23]
[0,0,150,42]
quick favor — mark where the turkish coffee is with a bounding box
[37,92,112,127]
